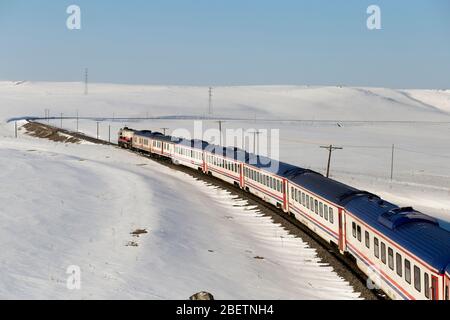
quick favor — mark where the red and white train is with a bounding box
[119,127,450,300]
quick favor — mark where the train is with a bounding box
[118,126,450,300]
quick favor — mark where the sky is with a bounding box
[0,0,449,88]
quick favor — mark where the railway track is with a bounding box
[25,120,385,300]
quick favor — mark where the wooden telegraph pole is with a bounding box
[320,144,343,178]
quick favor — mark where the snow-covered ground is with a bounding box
[1,81,449,299]
[0,137,358,299]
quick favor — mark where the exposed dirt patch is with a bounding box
[23,122,81,144]
[125,241,139,247]
[254,256,265,260]
[130,229,148,237]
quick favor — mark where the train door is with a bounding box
[202,152,207,173]
[431,276,439,300]
[239,163,244,189]
[282,179,288,213]
[338,208,345,253]
[446,275,449,300]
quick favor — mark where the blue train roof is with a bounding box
[134,130,154,138]
[246,154,301,176]
[345,195,450,273]
[176,138,210,150]
[289,171,360,206]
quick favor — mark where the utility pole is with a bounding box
[320,144,343,178]
[60,113,63,128]
[251,130,262,154]
[216,120,224,146]
[84,68,89,95]
[76,110,79,132]
[208,87,213,116]
[96,122,99,140]
[44,109,50,123]
[161,128,169,136]
[390,144,395,181]
[108,125,111,143]
[15,121,17,138]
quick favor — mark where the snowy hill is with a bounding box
[1,81,450,123]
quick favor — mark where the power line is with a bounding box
[320,145,343,178]
[208,87,213,116]
[250,130,262,154]
[84,68,88,95]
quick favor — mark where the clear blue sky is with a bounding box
[0,0,449,88]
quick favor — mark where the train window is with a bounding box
[352,222,357,238]
[310,198,314,212]
[424,273,430,299]
[329,208,334,224]
[291,188,295,200]
[302,193,306,206]
[374,238,380,258]
[396,253,402,277]
[306,195,310,209]
[357,226,362,242]
[278,181,282,192]
[319,203,324,217]
[365,231,370,248]
[446,285,449,300]
[405,260,411,284]
[314,200,319,214]
[388,248,394,270]
[414,266,421,292]
[295,189,298,202]
[381,242,386,264]
[324,204,329,221]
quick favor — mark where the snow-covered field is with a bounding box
[1,81,449,299]
[0,137,358,299]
